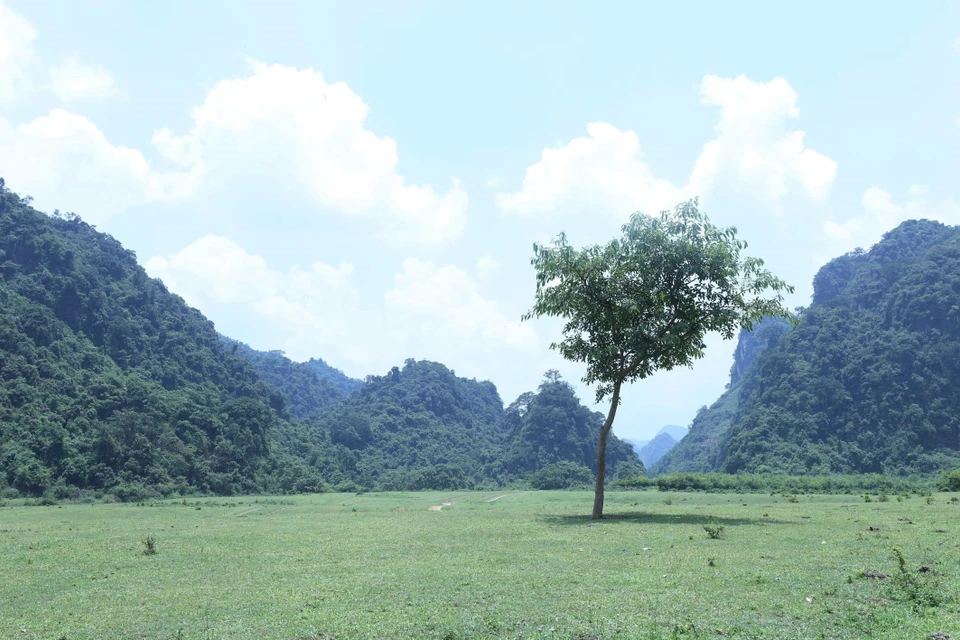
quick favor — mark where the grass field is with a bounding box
[1,490,958,639]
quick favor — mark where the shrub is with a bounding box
[142,535,158,556]
[528,462,593,490]
[703,524,725,539]
[889,547,943,610]
[940,468,960,492]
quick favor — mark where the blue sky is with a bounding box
[2,0,959,440]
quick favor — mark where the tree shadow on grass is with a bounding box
[537,511,788,526]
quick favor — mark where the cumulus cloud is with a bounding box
[0,109,199,225]
[823,185,960,252]
[0,0,37,102]
[498,75,836,219]
[49,56,117,102]
[2,58,464,241]
[144,235,378,363]
[385,258,536,351]
[154,60,467,244]
[689,76,837,203]
[146,238,536,372]
[497,122,686,219]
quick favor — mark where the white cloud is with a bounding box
[498,75,836,219]
[0,0,37,102]
[0,59,465,240]
[497,122,686,218]
[49,56,117,102]
[146,238,537,373]
[823,185,960,251]
[0,109,199,225]
[385,258,536,350]
[475,255,499,279]
[144,235,379,363]
[689,76,837,204]
[154,60,467,244]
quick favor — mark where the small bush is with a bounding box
[939,468,960,492]
[863,495,872,503]
[703,524,725,539]
[707,558,716,567]
[925,496,935,505]
[878,493,889,502]
[142,535,158,556]
[889,547,943,610]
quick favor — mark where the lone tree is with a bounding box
[523,200,793,518]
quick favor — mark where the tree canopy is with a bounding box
[525,200,793,517]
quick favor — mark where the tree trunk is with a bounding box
[591,381,622,519]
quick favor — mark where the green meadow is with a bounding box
[1,491,957,639]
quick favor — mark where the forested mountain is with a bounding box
[223,338,344,420]
[657,220,960,476]
[305,357,362,395]
[0,180,636,498]
[654,317,791,474]
[500,372,639,478]
[312,359,510,490]
[0,179,330,498]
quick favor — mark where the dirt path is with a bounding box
[427,493,473,511]
[483,491,529,503]
[265,507,286,515]
[236,506,264,517]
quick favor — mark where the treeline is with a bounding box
[613,472,945,494]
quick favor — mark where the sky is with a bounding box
[2,0,959,441]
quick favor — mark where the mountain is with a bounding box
[654,317,791,474]
[0,180,331,499]
[223,338,344,420]
[310,359,509,489]
[657,424,688,441]
[306,357,363,395]
[499,376,640,478]
[637,432,677,467]
[657,220,960,476]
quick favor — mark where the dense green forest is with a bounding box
[500,372,640,479]
[657,220,960,476]
[0,180,639,498]
[222,337,356,420]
